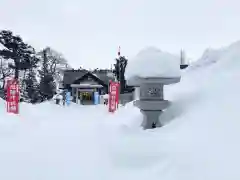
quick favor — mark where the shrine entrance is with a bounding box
[79,90,94,105]
[71,84,104,105]
[68,72,109,105]
[81,91,93,101]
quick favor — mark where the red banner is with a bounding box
[108,81,119,112]
[6,79,19,114]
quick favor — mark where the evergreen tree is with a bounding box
[38,49,56,100]
[0,30,41,102]
[24,69,41,103]
[113,56,128,93]
[39,73,56,100]
[20,55,40,101]
[0,30,36,79]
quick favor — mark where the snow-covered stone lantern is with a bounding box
[126,47,181,129]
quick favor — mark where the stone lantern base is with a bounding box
[140,110,163,129]
[134,100,170,129]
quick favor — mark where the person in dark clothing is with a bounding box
[54,94,62,105]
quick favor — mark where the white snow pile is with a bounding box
[100,41,240,180]
[1,41,240,180]
[0,101,110,180]
[102,94,109,99]
[125,47,181,79]
[190,40,240,70]
[189,48,225,69]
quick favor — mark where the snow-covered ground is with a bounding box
[1,41,240,180]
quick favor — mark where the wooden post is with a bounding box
[75,88,78,104]
[72,87,74,102]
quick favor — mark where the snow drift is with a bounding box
[1,41,240,180]
[100,41,240,180]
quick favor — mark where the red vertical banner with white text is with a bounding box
[108,81,119,113]
[7,79,19,114]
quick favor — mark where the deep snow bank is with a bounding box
[0,100,110,180]
[1,41,240,180]
[100,41,240,180]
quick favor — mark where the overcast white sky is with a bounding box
[1,0,240,69]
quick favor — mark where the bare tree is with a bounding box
[38,47,70,100]
[38,47,69,74]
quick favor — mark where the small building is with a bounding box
[63,69,115,105]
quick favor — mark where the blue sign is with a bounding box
[94,91,99,105]
[66,92,71,106]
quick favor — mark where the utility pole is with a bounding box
[118,46,121,93]
[180,49,186,65]
[118,46,121,78]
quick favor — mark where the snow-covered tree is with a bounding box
[113,56,128,93]
[0,57,13,89]
[0,30,37,79]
